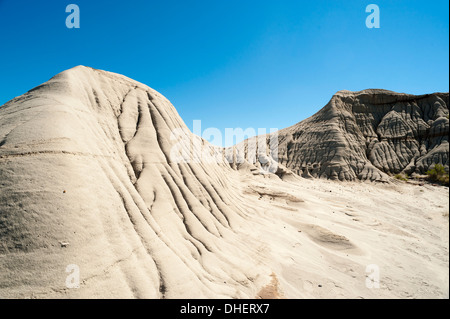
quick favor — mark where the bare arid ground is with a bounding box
[237,172,449,298]
[0,66,448,298]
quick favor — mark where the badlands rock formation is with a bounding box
[238,90,449,181]
[0,66,448,299]
[0,66,265,298]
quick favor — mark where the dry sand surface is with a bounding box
[0,66,448,298]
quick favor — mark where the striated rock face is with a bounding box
[274,90,449,181]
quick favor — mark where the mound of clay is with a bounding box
[0,66,273,298]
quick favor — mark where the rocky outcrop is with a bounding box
[273,90,449,181]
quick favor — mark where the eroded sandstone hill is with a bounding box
[274,90,449,181]
[0,66,274,298]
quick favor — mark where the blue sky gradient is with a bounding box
[0,0,448,146]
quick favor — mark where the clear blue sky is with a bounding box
[0,0,448,146]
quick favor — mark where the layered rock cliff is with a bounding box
[273,90,449,181]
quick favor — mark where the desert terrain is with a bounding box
[0,66,448,298]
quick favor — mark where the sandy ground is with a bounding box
[235,172,449,298]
